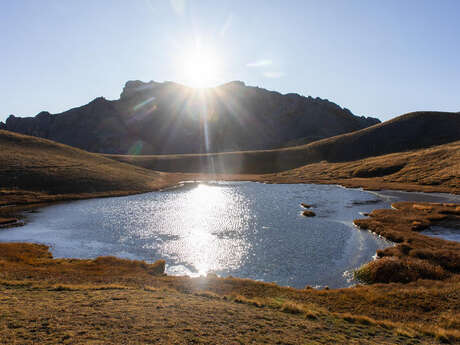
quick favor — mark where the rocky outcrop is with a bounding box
[3,80,380,154]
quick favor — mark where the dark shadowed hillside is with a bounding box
[106,111,460,174]
[1,80,379,154]
[0,129,176,203]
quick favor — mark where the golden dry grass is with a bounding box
[2,282,440,345]
[0,243,166,286]
[266,140,460,194]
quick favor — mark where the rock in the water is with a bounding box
[302,210,316,217]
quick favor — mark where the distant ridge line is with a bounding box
[1,79,379,155]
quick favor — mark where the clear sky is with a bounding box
[1,0,459,123]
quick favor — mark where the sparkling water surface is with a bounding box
[0,182,458,288]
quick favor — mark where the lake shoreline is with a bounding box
[1,178,458,287]
[1,178,459,343]
[1,196,459,343]
[2,182,405,289]
[1,172,458,221]
[1,178,458,286]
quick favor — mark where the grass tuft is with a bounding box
[232,295,264,308]
[354,256,448,284]
[340,313,376,326]
[193,290,222,300]
[280,301,304,314]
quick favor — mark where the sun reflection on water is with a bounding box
[160,183,251,276]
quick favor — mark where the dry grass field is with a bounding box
[0,283,433,345]
[263,140,460,193]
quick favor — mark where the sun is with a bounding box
[181,48,221,88]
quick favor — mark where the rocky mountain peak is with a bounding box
[2,79,381,155]
[120,80,162,100]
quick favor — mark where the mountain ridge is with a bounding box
[1,80,380,154]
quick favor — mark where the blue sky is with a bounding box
[1,0,459,122]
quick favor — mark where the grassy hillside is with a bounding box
[106,111,460,174]
[265,140,460,193]
[0,129,180,206]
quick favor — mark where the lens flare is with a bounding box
[180,48,221,88]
